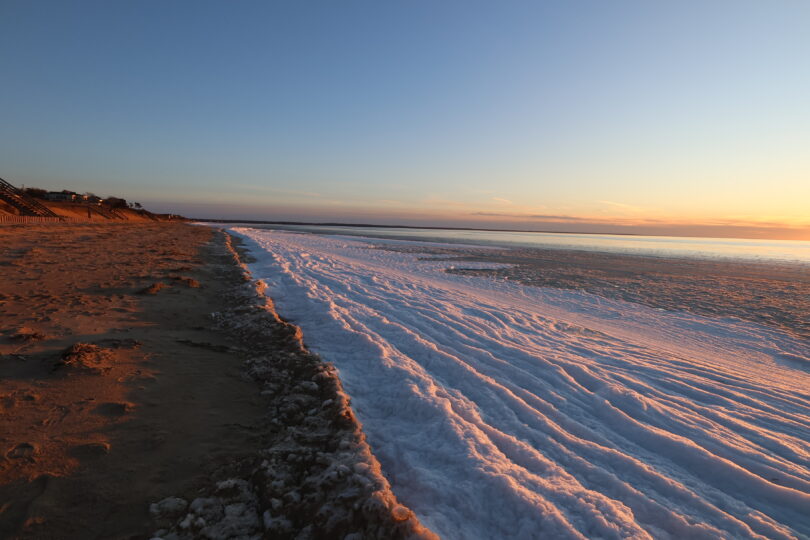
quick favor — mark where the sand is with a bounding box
[0,223,273,538]
[0,222,433,540]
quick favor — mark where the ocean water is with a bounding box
[230,226,810,539]
[239,223,810,265]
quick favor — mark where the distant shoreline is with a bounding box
[194,218,805,243]
[192,217,642,236]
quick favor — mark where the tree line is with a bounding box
[22,187,143,210]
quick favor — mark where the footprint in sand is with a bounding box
[69,442,111,459]
[7,442,36,460]
[93,402,132,417]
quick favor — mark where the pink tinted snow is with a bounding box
[233,228,810,540]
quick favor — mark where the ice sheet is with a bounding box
[232,227,810,539]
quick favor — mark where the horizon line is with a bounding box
[192,217,810,243]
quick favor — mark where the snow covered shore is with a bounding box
[233,227,810,540]
[151,230,436,540]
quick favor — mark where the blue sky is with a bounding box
[1,1,808,238]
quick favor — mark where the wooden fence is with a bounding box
[0,215,80,224]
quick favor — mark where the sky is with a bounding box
[1,1,808,239]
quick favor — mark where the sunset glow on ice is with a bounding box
[234,227,810,539]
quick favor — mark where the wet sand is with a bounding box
[0,223,273,538]
[0,223,433,540]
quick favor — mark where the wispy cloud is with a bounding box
[231,184,324,198]
[597,200,645,213]
[472,212,590,222]
[469,210,810,236]
[422,195,471,208]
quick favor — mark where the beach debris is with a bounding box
[140,282,168,295]
[392,504,412,522]
[100,337,142,349]
[152,480,260,539]
[150,497,189,519]
[56,342,112,373]
[10,326,46,342]
[169,275,202,288]
[294,381,319,394]
[212,300,435,538]
[175,339,231,353]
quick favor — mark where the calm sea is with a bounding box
[235,224,810,265]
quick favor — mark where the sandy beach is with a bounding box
[0,223,432,539]
[2,221,807,538]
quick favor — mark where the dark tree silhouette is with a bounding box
[105,197,128,209]
[22,187,47,199]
